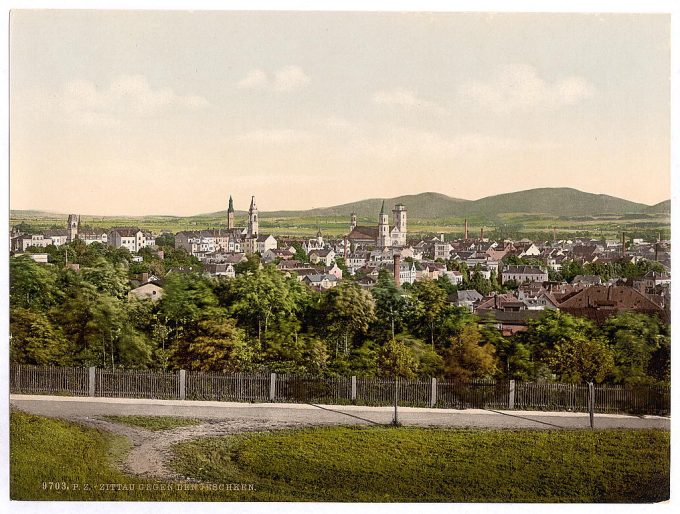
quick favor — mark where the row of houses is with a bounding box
[449,282,669,336]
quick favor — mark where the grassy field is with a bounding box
[10,410,670,502]
[101,415,201,431]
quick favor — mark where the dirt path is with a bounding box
[74,416,319,481]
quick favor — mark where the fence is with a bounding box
[9,365,670,416]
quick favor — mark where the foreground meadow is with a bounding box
[10,411,669,502]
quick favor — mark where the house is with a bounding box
[256,234,278,254]
[346,251,370,274]
[79,230,108,245]
[443,270,464,285]
[309,248,336,267]
[641,271,671,290]
[325,262,343,280]
[108,228,150,253]
[43,229,70,247]
[128,282,164,302]
[558,285,667,324]
[302,273,339,290]
[397,261,417,285]
[204,263,236,278]
[501,265,548,285]
[17,253,49,263]
[12,234,52,252]
[447,289,483,311]
[572,275,602,287]
[434,241,452,260]
[261,248,295,264]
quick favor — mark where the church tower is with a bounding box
[350,212,357,231]
[378,201,390,248]
[227,196,235,230]
[248,196,258,237]
[67,214,79,242]
[392,203,407,246]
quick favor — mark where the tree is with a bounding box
[603,312,667,384]
[9,256,60,311]
[291,242,309,263]
[397,335,443,377]
[371,270,406,340]
[443,324,499,381]
[319,282,376,356]
[228,265,307,348]
[545,335,614,383]
[173,316,253,372]
[234,253,261,275]
[560,259,585,283]
[159,272,219,339]
[377,339,418,379]
[10,308,69,365]
[407,279,447,349]
[525,310,613,383]
[469,267,493,296]
[155,233,175,248]
[81,257,129,299]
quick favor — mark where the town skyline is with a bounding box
[10,11,670,216]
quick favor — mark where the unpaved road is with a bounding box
[11,394,670,481]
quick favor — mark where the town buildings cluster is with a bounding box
[11,194,671,334]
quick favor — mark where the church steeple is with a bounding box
[227,196,235,230]
[378,200,389,247]
[248,196,258,237]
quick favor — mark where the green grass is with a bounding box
[102,415,201,431]
[10,411,670,502]
[171,426,670,502]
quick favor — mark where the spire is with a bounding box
[249,196,256,212]
[228,196,234,213]
[380,200,385,215]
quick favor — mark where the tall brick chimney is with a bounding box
[480,227,484,241]
[622,232,626,256]
[393,253,401,288]
[464,219,468,240]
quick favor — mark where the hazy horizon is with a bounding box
[10,11,670,216]
[9,186,670,219]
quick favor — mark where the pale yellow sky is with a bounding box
[10,11,670,215]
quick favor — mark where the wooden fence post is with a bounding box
[508,380,515,410]
[351,376,357,402]
[89,367,96,397]
[269,372,277,402]
[588,382,595,429]
[179,370,186,400]
[430,377,437,408]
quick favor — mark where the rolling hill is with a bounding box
[12,188,668,223]
[208,188,658,220]
[645,200,671,214]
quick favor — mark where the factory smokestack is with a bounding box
[464,219,468,240]
[393,254,401,288]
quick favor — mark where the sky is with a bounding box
[9,11,671,216]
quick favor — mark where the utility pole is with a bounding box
[392,376,400,426]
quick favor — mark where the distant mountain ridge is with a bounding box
[12,188,669,221]
[253,188,662,219]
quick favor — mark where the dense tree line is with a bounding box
[9,244,670,385]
